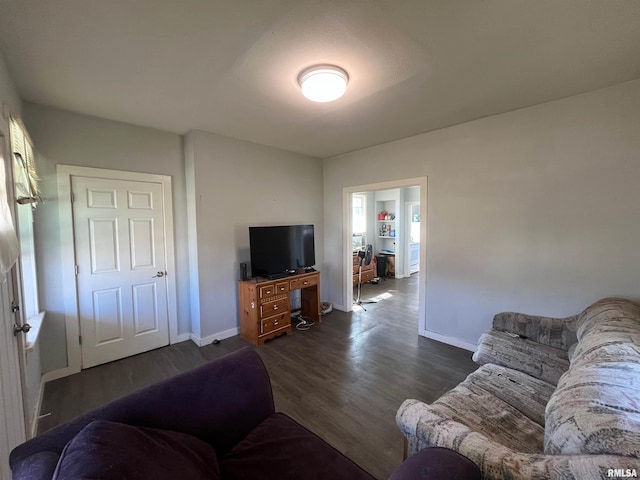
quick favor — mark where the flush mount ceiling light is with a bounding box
[298,65,349,103]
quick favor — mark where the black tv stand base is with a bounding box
[265,273,288,280]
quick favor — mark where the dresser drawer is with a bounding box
[361,269,375,283]
[275,282,289,294]
[354,263,374,274]
[260,313,290,335]
[259,297,288,319]
[258,283,277,299]
[354,269,376,285]
[289,274,318,291]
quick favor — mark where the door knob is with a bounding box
[152,271,165,278]
[14,323,31,336]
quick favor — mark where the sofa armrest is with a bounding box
[491,312,578,350]
[397,399,638,480]
[10,347,274,474]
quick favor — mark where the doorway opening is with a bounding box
[343,177,427,335]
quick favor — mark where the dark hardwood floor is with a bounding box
[38,274,477,480]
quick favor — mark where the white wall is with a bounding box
[184,131,323,342]
[404,185,420,202]
[324,79,640,347]
[23,103,189,372]
[0,54,20,117]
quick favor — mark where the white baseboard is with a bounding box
[42,365,80,383]
[420,329,477,352]
[190,327,239,347]
[332,303,348,312]
[172,332,191,344]
[31,376,46,438]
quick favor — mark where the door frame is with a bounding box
[57,165,179,376]
[405,200,420,276]
[342,177,428,334]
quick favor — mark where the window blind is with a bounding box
[9,116,41,205]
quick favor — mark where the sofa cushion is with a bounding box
[52,420,220,480]
[545,298,640,457]
[219,413,374,480]
[425,365,546,454]
[473,330,570,385]
[11,451,60,480]
[464,363,555,427]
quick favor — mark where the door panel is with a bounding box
[73,176,169,368]
[132,283,158,334]
[130,219,155,269]
[93,287,123,345]
[90,218,120,273]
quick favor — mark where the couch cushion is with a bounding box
[465,363,555,427]
[219,413,374,480]
[545,298,640,457]
[11,451,60,480]
[473,330,570,385]
[52,420,220,480]
[425,365,546,454]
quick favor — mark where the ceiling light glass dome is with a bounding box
[298,65,349,103]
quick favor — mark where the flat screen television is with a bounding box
[249,224,315,279]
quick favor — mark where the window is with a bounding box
[9,116,42,332]
[352,193,367,250]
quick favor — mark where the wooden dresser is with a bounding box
[353,253,376,286]
[238,271,321,345]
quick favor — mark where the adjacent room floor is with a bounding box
[38,274,477,480]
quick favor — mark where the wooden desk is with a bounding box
[238,271,320,345]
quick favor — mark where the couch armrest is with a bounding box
[492,312,578,350]
[10,347,274,474]
[397,399,637,480]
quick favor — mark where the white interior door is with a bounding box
[0,278,26,479]
[72,176,170,368]
[0,132,26,477]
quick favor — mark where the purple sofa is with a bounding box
[10,347,480,479]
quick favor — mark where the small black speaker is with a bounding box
[240,263,248,281]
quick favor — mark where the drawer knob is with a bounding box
[273,305,278,310]
[303,281,308,285]
[274,320,279,326]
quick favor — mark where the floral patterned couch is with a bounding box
[396,297,640,480]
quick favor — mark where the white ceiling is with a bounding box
[1,1,639,158]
